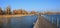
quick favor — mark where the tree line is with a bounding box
[0,6,37,15]
[0,6,11,15]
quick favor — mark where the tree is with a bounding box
[0,7,3,15]
[5,6,11,15]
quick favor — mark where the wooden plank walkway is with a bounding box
[34,15,57,28]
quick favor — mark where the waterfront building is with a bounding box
[30,11,37,14]
[13,9,28,15]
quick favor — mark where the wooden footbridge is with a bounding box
[34,14,57,28]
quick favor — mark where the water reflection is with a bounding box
[0,15,38,28]
[0,18,3,28]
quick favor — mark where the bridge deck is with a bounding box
[34,16,57,28]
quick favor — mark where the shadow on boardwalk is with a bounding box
[34,15,57,28]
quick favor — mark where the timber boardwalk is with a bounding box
[34,15,57,28]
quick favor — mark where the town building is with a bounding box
[13,9,28,15]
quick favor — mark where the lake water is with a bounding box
[0,15,38,28]
[0,14,60,28]
[42,14,60,28]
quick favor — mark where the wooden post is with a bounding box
[52,16,53,24]
[57,17,58,28]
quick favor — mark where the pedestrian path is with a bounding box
[34,16,57,28]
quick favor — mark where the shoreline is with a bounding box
[0,14,35,18]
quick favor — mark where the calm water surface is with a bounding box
[1,14,60,28]
[0,15,38,28]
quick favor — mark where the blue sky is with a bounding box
[0,0,60,12]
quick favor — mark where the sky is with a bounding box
[0,0,60,12]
